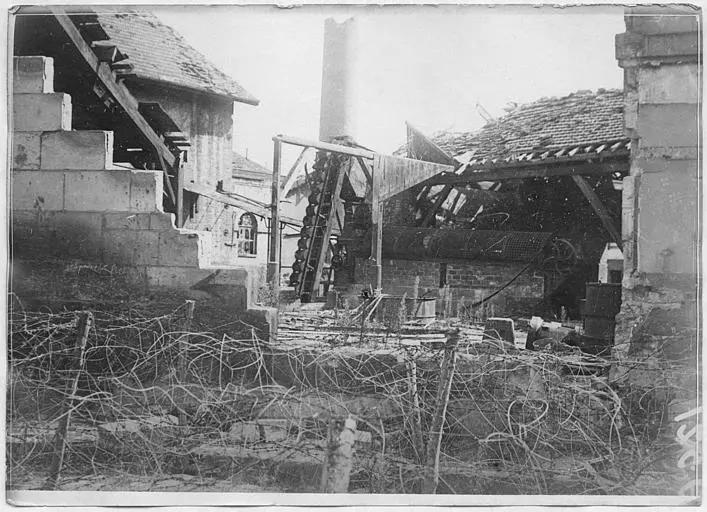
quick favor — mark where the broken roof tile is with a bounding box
[90,7,259,104]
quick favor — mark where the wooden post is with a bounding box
[371,160,383,294]
[571,175,623,250]
[406,356,425,465]
[176,153,184,227]
[320,416,357,493]
[422,329,459,494]
[267,139,282,297]
[178,300,195,426]
[44,311,93,490]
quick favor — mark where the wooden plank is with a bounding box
[280,146,310,197]
[273,134,374,160]
[374,154,454,201]
[355,156,373,185]
[445,189,462,222]
[571,175,623,250]
[51,9,177,169]
[176,153,185,227]
[267,139,283,293]
[426,160,628,186]
[406,122,457,166]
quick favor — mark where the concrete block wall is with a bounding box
[11,55,275,338]
[613,7,700,408]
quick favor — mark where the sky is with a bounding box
[155,5,626,169]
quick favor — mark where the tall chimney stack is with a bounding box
[319,17,360,142]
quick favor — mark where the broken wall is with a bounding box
[352,257,544,317]
[614,7,700,410]
[11,55,275,339]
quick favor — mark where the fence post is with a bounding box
[178,300,195,426]
[43,311,93,490]
[422,328,459,494]
[320,415,357,493]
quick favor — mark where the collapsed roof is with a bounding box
[428,89,626,162]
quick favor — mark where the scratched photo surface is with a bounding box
[6,3,701,506]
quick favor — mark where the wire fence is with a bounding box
[7,302,697,494]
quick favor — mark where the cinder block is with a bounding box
[145,266,213,288]
[150,212,176,230]
[64,171,130,212]
[41,131,113,170]
[13,93,71,131]
[103,212,152,230]
[48,211,105,260]
[129,171,163,212]
[12,170,64,210]
[638,65,699,104]
[637,104,698,148]
[633,158,698,176]
[638,171,698,275]
[158,230,203,267]
[103,229,160,265]
[12,132,41,169]
[13,56,54,93]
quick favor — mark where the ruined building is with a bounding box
[11,7,276,337]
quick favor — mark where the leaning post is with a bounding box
[267,138,282,299]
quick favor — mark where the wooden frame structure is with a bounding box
[51,8,190,226]
[267,135,377,297]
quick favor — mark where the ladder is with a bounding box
[289,152,348,302]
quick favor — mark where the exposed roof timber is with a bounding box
[273,135,375,160]
[571,175,622,250]
[50,8,177,170]
[424,159,629,186]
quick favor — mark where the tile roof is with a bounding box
[92,8,259,104]
[404,89,627,163]
[232,152,272,181]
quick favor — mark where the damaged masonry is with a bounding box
[7,5,701,500]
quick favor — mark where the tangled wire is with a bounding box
[7,304,697,495]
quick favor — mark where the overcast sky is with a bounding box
[155,4,626,168]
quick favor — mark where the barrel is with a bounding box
[583,283,622,348]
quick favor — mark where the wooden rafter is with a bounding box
[273,135,374,160]
[280,146,310,197]
[51,9,179,205]
[421,184,453,227]
[425,160,628,186]
[571,175,622,250]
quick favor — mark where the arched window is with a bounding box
[238,213,257,256]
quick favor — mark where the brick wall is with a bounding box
[353,257,544,317]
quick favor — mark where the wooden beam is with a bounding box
[571,175,622,250]
[176,153,185,227]
[425,160,628,186]
[280,146,310,197]
[267,139,283,294]
[371,159,383,293]
[51,9,177,169]
[445,188,462,222]
[273,134,374,160]
[355,156,373,185]
[421,184,453,227]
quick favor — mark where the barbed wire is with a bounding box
[7,305,696,494]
